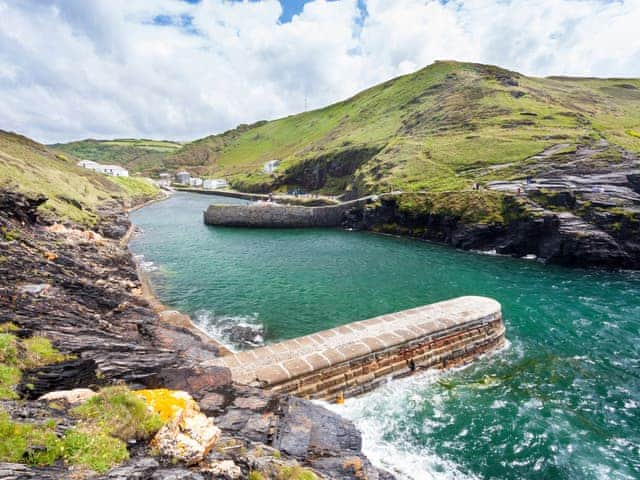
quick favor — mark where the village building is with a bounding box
[77,160,128,177]
[203,178,229,190]
[189,177,203,187]
[263,160,280,174]
[156,173,171,188]
[175,171,191,184]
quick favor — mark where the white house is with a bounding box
[77,160,128,177]
[101,165,129,177]
[77,160,99,169]
[203,178,229,190]
[263,160,280,174]
[175,171,191,184]
[189,177,203,187]
[156,173,171,188]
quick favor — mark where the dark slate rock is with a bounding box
[18,358,97,400]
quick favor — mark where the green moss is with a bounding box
[0,365,21,400]
[22,337,69,369]
[627,129,640,139]
[0,226,21,241]
[0,412,63,466]
[0,412,130,473]
[71,386,164,441]
[0,333,71,400]
[0,333,19,364]
[248,471,266,480]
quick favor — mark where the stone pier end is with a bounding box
[204,296,505,401]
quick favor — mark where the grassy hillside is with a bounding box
[0,131,159,225]
[51,138,182,176]
[163,61,640,194]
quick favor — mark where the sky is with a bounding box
[0,0,639,144]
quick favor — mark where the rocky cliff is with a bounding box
[0,190,392,479]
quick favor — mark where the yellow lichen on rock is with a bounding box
[134,388,194,422]
[135,388,221,465]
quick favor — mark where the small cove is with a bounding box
[130,192,640,479]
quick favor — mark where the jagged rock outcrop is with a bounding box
[0,190,225,396]
[343,183,640,269]
[0,189,393,479]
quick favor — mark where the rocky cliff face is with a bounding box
[0,190,392,479]
[343,188,639,269]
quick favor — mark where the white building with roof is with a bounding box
[175,171,191,184]
[203,178,229,190]
[263,160,280,174]
[77,160,128,177]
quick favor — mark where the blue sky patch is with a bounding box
[151,13,199,34]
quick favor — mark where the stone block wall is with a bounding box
[205,296,506,401]
[203,199,369,228]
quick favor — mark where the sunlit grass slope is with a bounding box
[0,130,159,225]
[51,138,182,175]
[168,61,640,194]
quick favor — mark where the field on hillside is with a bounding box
[0,131,159,225]
[169,62,640,194]
[51,139,182,176]
[52,62,640,196]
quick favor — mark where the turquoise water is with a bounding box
[130,192,640,479]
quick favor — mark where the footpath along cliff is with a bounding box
[0,190,392,480]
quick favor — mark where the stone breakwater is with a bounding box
[206,296,505,401]
[203,197,373,227]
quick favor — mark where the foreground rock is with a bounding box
[0,190,393,479]
[139,389,221,465]
[0,191,225,396]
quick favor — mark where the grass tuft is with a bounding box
[276,465,319,480]
[62,428,129,473]
[71,386,164,441]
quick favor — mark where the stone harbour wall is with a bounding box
[203,198,372,228]
[205,296,505,401]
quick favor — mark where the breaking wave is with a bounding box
[133,254,159,272]
[195,309,265,351]
[323,372,477,480]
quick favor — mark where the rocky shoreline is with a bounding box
[0,190,392,479]
[342,189,640,269]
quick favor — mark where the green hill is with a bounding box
[166,61,640,195]
[0,131,159,225]
[49,61,640,198]
[51,138,182,176]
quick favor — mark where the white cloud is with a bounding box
[0,0,638,144]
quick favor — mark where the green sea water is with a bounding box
[130,192,640,480]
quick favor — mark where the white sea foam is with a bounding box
[195,309,264,351]
[321,371,480,480]
[134,254,159,272]
[318,341,512,479]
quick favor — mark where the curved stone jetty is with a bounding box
[205,296,505,401]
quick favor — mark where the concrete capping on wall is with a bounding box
[203,196,374,228]
[204,296,505,400]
